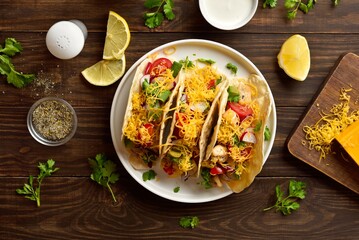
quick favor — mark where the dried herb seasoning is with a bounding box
[32,100,74,141]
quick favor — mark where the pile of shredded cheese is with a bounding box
[303,88,359,160]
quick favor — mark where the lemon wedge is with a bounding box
[81,54,126,86]
[103,11,131,60]
[278,34,310,81]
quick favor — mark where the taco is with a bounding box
[122,57,183,169]
[200,74,271,193]
[161,63,228,177]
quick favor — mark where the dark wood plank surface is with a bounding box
[1,0,359,239]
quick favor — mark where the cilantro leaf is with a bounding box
[142,169,157,181]
[226,63,238,75]
[16,159,59,207]
[179,56,194,69]
[200,168,212,189]
[88,153,120,203]
[284,0,297,9]
[263,180,307,215]
[144,0,162,8]
[144,12,164,29]
[197,58,216,65]
[173,186,180,193]
[164,0,175,20]
[0,38,23,56]
[0,41,35,88]
[263,0,278,8]
[264,126,271,141]
[144,0,175,29]
[284,0,317,20]
[254,121,262,132]
[179,216,199,229]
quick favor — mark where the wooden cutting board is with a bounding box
[287,53,359,194]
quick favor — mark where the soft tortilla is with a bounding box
[162,67,228,176]
[121,57,183,169]
[203,74,272,193]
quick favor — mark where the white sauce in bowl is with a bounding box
[199,0,258,30]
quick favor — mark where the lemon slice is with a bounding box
[278,34,310,81]
[82,54,126,86]
[103,11,131,60]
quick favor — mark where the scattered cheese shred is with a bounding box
[303,88,359,161]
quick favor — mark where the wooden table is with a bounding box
[1,0,359,239]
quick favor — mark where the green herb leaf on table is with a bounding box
[263,180,307,215]
[264,0,339,20]
[0,38,35,88]
[179,216,199,229]
[16,159,59,207]
[144,0,175,29]
[89,153,120,203]
[333,0,340,6]
[284,0,317,20]
[142,169,157,181]
[0,38,23,56]
[263,0,278,8]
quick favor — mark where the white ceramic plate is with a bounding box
[110,39,276,203]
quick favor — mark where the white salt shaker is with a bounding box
[46,20,87,59]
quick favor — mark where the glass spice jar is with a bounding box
[27,97,77,146]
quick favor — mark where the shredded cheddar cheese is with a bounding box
[123,65,176,147]
[165,64,224,175]
[303,88,359,161]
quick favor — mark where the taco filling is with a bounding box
[200,75,271,192]
[122,57,183,169]
[162,64,227,177]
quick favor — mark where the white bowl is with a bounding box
[199,0,258,30]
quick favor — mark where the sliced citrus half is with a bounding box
[103,11,131,60]
[278,34,310,81]
[82,54,126,86]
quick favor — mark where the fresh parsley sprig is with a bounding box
[179,216,199,229]
[285,0,316,20]
[16,159,59,207]
[263,180,306,215]
[144,0,175,29]
[263,0,339,20]
[89,153,120,203]
[263,0,278,8]
[0,38,35,88]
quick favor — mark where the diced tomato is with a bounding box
[163,162,175,175]
[148,58,172,78]
[210,166,224,176]
[144,123,154,136]
[137,123,155,146]
[144,62,152,75]
[173,113,188,139]
[207,79,216,89]
[227,102,253,121]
